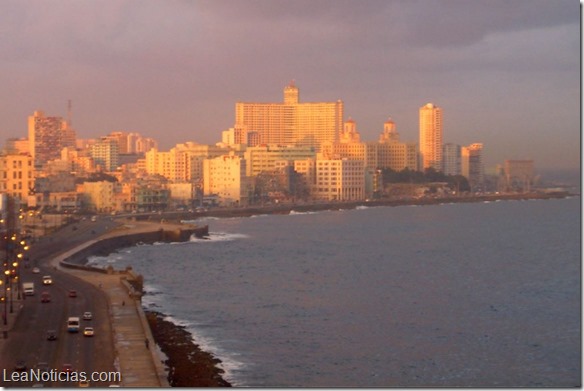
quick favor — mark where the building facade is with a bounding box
[28,111,76,169]
[461,143,484,190]
[442,143,461,176]
[0,154,34,203]
[235,82,343,151]
[203,153,250,206]
[419,103,443,171]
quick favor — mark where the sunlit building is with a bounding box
[203,152,251,207]
[311,157,365,201]
[28,110,76,169]
[376,118,417,172]
[235,81,343,151]
[145,143,228,182]
[91,138,119,172]
[243,145,316,177]
[419,103,443,171]
[0,153,34,203]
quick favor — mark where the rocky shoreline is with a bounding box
[145,310,232,387]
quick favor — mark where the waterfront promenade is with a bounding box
[49,221,194,387]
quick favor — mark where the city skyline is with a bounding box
[0,0,579,171]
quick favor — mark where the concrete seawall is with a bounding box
[60,224,208,269]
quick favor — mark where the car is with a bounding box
[42,275,52,285]
[46,330,57,341]
[68,290,77,298]
[62,363,73,373]
[41,291,51,303]
[32,267,40,274]
[83,327,94,337]
[83,312,92,320]
[14,360,27,371]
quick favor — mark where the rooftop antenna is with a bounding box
[67,99,72,126]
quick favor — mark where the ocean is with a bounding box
[89,197,581,387]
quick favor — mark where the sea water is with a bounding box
[89,197,581,387]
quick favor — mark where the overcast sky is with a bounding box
[0,0,579,171]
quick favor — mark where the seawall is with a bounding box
[59,224,208,271]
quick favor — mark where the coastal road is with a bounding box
[0,217,121,387]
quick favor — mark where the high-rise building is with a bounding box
[442,143,461,176]
[28,111,76,169]
[235,81,343,151]
[91,138,120,172]
[419,103,443,171]
[461,143,484,191]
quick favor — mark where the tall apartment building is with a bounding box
[461,143,484,190]
[419,103,443,171]
[28,111,76,169]
[442,143,461,176]
[91,138,119,172]
[235,81,343,151]
[0,154,34,203]
[203,153,250,206]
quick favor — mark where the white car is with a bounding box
[83,327,94,337]
[83,312,93,320]
[32,267,40,274]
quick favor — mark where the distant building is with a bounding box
[503,159,535,192]
[235,81,344,151]
[91,138,119,172]
[28,111,76,169]
[0,154,34,203]
[203,153,251,207]
[419,103,443,171]
[311,157,365,201]
[442,143,461,176]
[243,145,316,177]
[461,143,484,191]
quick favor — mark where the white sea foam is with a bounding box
[189,232,249,243]
[289,210,320,215]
